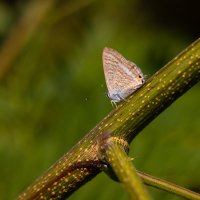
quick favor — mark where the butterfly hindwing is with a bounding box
[102,47,145,102]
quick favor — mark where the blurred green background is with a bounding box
[0,0,199,199]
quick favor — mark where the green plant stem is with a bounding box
[0,0,55,80]
[138,171,200,200]
[0,0,95,80]
[17,39,200,199]
[100,137,151,200]
[48,0,96,24]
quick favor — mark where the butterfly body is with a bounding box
[102,47,145,103]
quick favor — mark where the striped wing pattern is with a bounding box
[102,47,145,102]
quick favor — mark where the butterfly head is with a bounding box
[131,63,145,85]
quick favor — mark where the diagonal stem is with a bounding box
[138,171,200,200]
[17,38,200,199]
[0,0,55,80]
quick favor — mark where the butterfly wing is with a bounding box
[102,47,144,102]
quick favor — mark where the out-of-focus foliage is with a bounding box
[0,0,199,199]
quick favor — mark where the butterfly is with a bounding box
[102,47,145,105]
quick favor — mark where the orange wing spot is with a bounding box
[137,75,142,81]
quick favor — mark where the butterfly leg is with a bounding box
[111,100,118,108]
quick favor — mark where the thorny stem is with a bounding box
[18,38,200,199]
